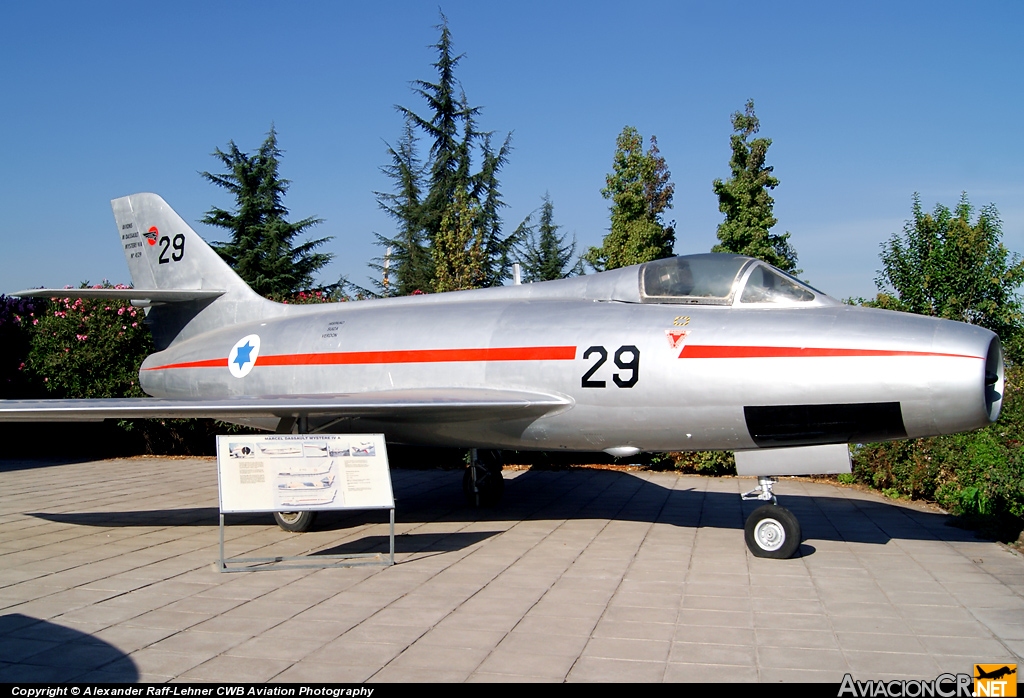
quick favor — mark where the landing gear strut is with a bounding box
[741,476,801,559]
[464,449,504,507]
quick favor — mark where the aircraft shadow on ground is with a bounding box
[0,457,105,473]
[0,613,138,682]
[27,468,979,554]
[311,530,502,557]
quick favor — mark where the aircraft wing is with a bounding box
[0,388,572,423]
[12,288,225,305]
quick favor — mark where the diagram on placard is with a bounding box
[259,443,302,457]
[277,465,339,507]
[228,442,257,459]
[278,488,338,507]
[303,442,328,458]
[273,442,345,509]
[277,459,333,476]
[352,441,376,457]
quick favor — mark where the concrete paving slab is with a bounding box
[1,456,1022,683]
[669,640,757,666]
[476,647,578,679]
[568,655,667,681]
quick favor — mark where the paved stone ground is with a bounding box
[0,457,1021,683]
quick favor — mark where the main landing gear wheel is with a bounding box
[274,511,317,532]
[463,449,504,507]
[744,504,801,559]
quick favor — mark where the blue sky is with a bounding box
[2,1,1021,300]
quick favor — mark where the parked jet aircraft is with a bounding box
[1,194,1004,558]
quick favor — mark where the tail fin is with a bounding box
[112,193,256,298]
[111,193,275,349]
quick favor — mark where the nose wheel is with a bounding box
[744,504,800,558]
[742,476,801,558]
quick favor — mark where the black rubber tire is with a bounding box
[744,504,801,559]
[274,510,317,532]
[463,450,504,507]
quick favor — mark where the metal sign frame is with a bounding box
[216,509,394,573]
[214,433,396,572]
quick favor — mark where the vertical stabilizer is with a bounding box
[112,193,256,297]
[111,193,276,348]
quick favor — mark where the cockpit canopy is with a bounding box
[640,254,825,306]
[393,252,833,308]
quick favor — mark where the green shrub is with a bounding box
[22,285,224,455]
[852,365,1023,539]
[668,450,737,476]
[27,286,151,399]
[0,295,46,399]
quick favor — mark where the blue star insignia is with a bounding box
[233,341,254,369]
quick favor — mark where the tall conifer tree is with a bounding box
[519,194,581,282]
[373,119,433,295]
[399,18,475,242]
[375,13,517,293]
[712,99,798,272]
[474,131,517,286]
[202,127,331,299]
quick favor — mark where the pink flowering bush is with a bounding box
[26,284,150,399]
[18,283,226,454]
[287,290,332,305]
[0,295,46,398]
[278,288,357,304]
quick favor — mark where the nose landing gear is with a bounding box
[741,476,801,559]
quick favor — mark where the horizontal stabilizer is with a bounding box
[0,388,572,424]
[11,288,226,305]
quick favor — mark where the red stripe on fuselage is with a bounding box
[678,345,982,360]
[146,358,227,370]
[143,346,578,371]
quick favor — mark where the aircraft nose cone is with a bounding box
[984,336,1004,423]
[926,321,1004,433]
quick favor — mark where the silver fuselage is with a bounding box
[138,269,1003,453]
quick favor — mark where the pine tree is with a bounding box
[585,126,675,271]
[375,13,516,293]
[372,119,433,295]
[519,194,581,282]
[399,16,476,243]
[201,127,331,299]
[473,131,519,287]
[712,99,798,272]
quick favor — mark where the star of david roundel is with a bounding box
[228,334,261,378]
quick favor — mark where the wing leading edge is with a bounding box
[11,289,226,306]
[0,388,572,424]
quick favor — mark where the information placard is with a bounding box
[216,434,393,513]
